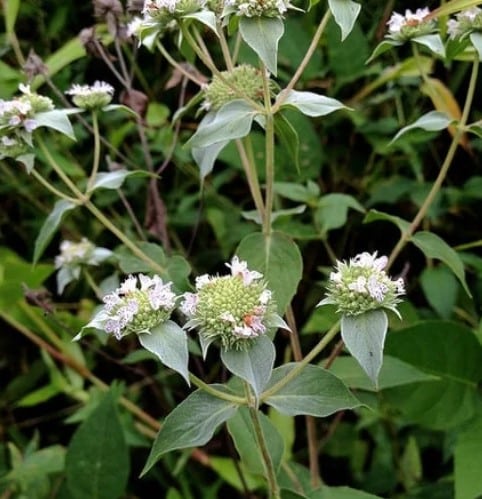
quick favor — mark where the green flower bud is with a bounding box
[203,65,264,111]
[318,252,405,317]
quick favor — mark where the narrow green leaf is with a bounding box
[413,34,446,59]
[187,100,257,148]
[5,0,20,34]
[184,11,219,36]
[279,90,346,117]
[138,320,190,385]
[328,0,361,41]
[33,200,77,264]
[87,169,151,193]
[237,231,303,314]
[142,389,238,475]
[264,363,361,417]
[227,407,284,474]
[363,209,410,234]
[239,17,284,75]
[341,310,388,387]
[65,390,129,499]
[221,335,275,399]
[455,414,482,499]
[411,231,471,296]
[366,39,403,63]
[390,111,453,144]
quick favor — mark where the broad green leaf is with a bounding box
[138,320,190,385]
[210,456,264,491]
[315,193,365,235]
[274,114,300,172]
[390,111,453,144]
[34,109,77,140]
[269,408,294,461]
[187,100,257,148]
[363,209,410,234]
[87,169,151,193]
[341,310,388,387]
[65,390,129,499]
[239,16,284,74]
[455,413,482,499]
[227,407,284,474]
[184,11,219,36]
[17,153,36,173]
[411,231,471,296]
[470,32,482,60]
[328,0,361,41]
[420,265,459,318]
[237,231,303,314]
[142,388,238,475]
[192,140,229,179]
[278,90,346,118]
[221,335,275,399]
[384,321,482,429]
[33,200,77,264]
[329,355,438,392]
[413,34,446,59]
[274,181,320,204]
[4,0,20,34]
[0,247,53,307]
[263,363,361,416]
[311,486,383,498]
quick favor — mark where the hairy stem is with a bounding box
[189,373,246,404]
[86,111,101,193]
[262,64,275,236]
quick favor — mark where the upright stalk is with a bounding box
[86,111,101,192]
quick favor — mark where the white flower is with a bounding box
[180,292,198,316]
[387,8,430,34]
[447,7,482,39]
[259,289,271,305]
[226,255,262,285]
[196,274,212,289]
[65,81,114,109]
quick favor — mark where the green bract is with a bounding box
[318,251,405,317]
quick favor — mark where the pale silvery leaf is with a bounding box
[390,111,453,144]
[328,0,361,41]
[278,90,347,117]
[413,34,446,58]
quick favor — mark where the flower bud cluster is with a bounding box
[318,252,405,317]
[128,0,206,42]
[387,8,436,41]
[102,274,177,339]
[223,0,292,18]
[447,7,482,40]
[181,256,282,351]
[65,81,114,110]
[0,84,54,160]
[202,65,264,112]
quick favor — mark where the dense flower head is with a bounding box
[318,252,405,317]
[0,84,54,160]
[223,0,292,18]
[55,238,112,269]
[101,274,177,339]
[387,8,436,41]
[447,7,482,40]
[202,65,265,112]
[65,81,114,109]
[181,256,284,351]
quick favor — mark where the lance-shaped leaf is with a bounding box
[367,39,403,63]
[328,0,361,41]
[34,199,77,264]
[186,100,257,149]
[469,31,482,61]
[410,231,471,297]
[341,309,388,387]
[390,111,454,144]
[221,335,275,399]
[87,169,152,193]
[239,17,284,75]
[413,34,446,59]
[263,363,361,416]
[278,90,347,118]
[34,109,79,140]
[138,320,190,385]
[141,388,239,475]
[184,11,219,36]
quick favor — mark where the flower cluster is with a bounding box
[318,252,405,317]
[447,7,482,40]
[101,274,177,339]
[386,8,435,41]
[65,81,114,110]
[55,238,112,294]
[181,256,286,351]
[0,84,54,160]
[222,0,292,18]
[202,65,265,112]
[128,0,206,44]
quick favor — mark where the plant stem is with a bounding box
[387,57,479,268]
[30,168,79,203]
[84,269,104,300]
[189,373,246,404]
[237,137,265,218]
[218,25,234,70]
[156,41,205,86]
[87,111,101,193]
[261,321,340,400]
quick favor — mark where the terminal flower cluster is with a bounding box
[0,84,54,160]
[318,252,405,317]
[181,256,287,351]
[101,274,177,339]
[386,8,435,41]
[447,7,482,40]
[65,81,114,110]
[223,0,293,18]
